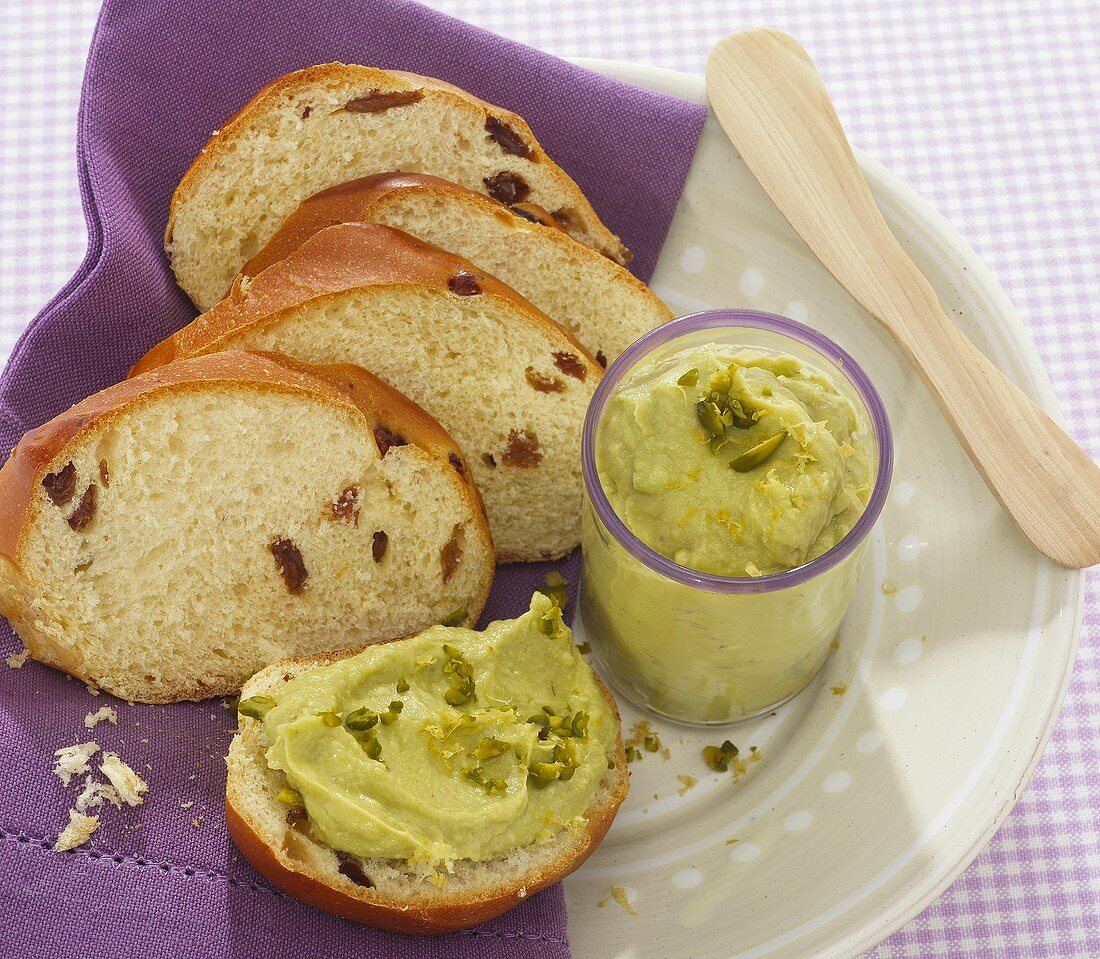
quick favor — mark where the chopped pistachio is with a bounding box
[730,431,786,472]
[237,695,276,720]
[475,738,508,760]
[625,746,642,763]
[703,740,739,772]
[643,732,661,753]
[276,786,304,806]
[319,711,342,727]
[345,707,379,731]
[441,607,467,627]
[396,677,410,694]
[444,687,471,706]
[677,368,699,388]
[571,711,589,738]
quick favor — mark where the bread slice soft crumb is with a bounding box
[5,648,28,669]
[52,742,99,786]
[75,775,121,813]
[54,810,99,851]
[99,753,147,806]
[84,706,117,729]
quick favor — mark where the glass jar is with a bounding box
[579,310,892,725]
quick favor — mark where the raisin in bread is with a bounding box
[0,351,493,703]
[167,63,630,311]
[241,173,674,364]
[226,640,628,934]
[133,224,602,563]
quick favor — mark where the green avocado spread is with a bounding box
[596,344,871,576]
[256,593,617,866]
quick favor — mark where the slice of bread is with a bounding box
[0,351,493,703]
[241,173,674,364]
[133,224,602,562]
[167,63,630,311]
[226,640,628,934]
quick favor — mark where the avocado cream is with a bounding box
[595,344,871,576]
[258,593,617,866]
[580,326,886,725]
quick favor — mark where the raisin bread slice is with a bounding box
[241,173,674,364]
[0,351,493,703]
[133,224,602,563]
[167,63,630,311]
[226,631,629,934]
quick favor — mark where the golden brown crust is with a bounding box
[0,351,493,609]
[164,63,630,270]
[226,643,628,934]
[240,172,566,278]
[133,223,603,380]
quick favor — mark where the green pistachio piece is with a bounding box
[730,431,786,472]
[703,740,739,772]
[344,708,378,731]
[571,711,589,737]
[475,738,508,760]
[319,711,342,728]
[696,400,726,437]
[676,368,699,388]
[625,746,642,763]
[396,677,410,694]
[442,643,463,659]
[559,763,576,781]
[530,762,561,786]
[441,608,467,627]
[643,733,661,753]
[726,396,756,430]
[276,786,303,806]
[444,687,471,706]
[237,695,276,720]
[362,736,382,761]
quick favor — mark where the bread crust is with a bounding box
[132,222,604,382]
[225,641,629,934]
[0,351,494,697]
[164,62,630,288]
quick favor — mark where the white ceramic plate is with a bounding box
[563,59,1084,959]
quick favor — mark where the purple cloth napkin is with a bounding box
[0,1,704,955]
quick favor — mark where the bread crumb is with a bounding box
[85,683,101,697]
[191,816,205,827]
[54,810,99,851]
[75,775,120,812]
[100,753,147,806]
[5,649,28,669]
[84,706,118,729]
[677,774,697,796]
[831,682,848,697]
[53,742,99,786]
[180,801,194,810]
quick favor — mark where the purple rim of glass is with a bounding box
[581,309,894,595]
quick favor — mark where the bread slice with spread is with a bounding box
[133,223,602,562]
[226,592,629,934]
[166,63,630,311]
[241,173,673,364]
[0,351,493,703]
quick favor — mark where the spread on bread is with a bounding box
[247,593,617,867]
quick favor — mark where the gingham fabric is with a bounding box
[1,1,1096,956]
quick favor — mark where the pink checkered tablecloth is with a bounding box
[1,1,1096,955]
